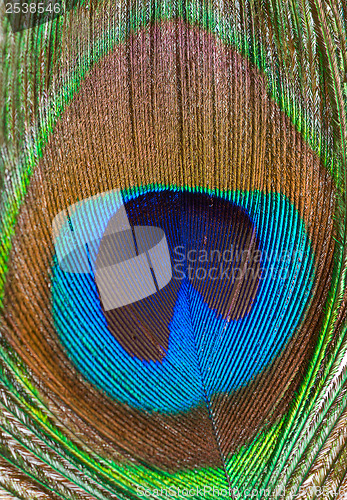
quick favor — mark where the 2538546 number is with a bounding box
[5,2,61,14]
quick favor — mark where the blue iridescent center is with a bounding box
[53,188,314,413]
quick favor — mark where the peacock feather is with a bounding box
[0,0,347,498]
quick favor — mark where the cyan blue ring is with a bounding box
[52,187,315,414]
